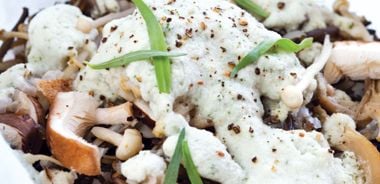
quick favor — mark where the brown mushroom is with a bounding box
[323,113,380,183]
[355,80,380,133]
[0,113,42,153]
[46,91,134,176]
[316,74,357,116]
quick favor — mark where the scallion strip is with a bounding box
[132,0,172,93]
[235,0,270,19]
[164,128,186,184]
[86,50,185,69]
[231,38,313,77]
[182,140,203,184]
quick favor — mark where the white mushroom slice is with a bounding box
[91,127,142,160]
[121,151,166,184]
[324,41,380,84]
[46,91,134,175]
[323,113,380,184]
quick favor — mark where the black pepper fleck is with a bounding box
[252,156,257,163]
[277,2,286,10]
[110,25,118,32]
[101,37,108,43]
[175,40,183,48]
[255,68,261,75]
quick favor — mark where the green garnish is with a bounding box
[182,140,203,184]
[235,0,270,19]
[164,128,186,184]
[132,0,172,93]
[164,128,203,184]
[231,38,313,77]
[86,50,185,69]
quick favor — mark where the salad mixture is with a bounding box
[0,0,379,183]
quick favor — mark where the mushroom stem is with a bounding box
[281,36,332,109]
[91,127,122,146]
[91,127,142,160]
[23,153,63,167]
[0,30,28,40]
[96,102,133,124]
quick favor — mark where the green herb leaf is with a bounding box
[231,38,313,77]
[86,50,185,69]
[273,37,313,52]
[132,0,172,93]
[235,0,270,19]
[164,128,186,184]
[182,140,203,184]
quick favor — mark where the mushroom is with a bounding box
[39,168,77,184]
[323,41,380,84]
[7,90,45,125]
[281,36,332,109]
[0,113,42,153]
[323,113,380,184]
[46,91,135,176]
[316,74,357,116]
[355,80,380,133]
[91,127,142,160]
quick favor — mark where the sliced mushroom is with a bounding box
[46,91,134,176]
[0,113,42,153]
[324,41,380,84]
[323,113,380,184]
[91,127,142,160]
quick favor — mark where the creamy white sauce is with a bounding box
[74,0,362,183]
[121,151,166,184]
[27,4,97,77]
[0,5,97,99]
[163,126,245,183]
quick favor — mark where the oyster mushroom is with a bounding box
[324,41,380,84]
[0,114,42,153]
[91,127,142,160]
[323,113,380,184]
[46,91,134,176]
